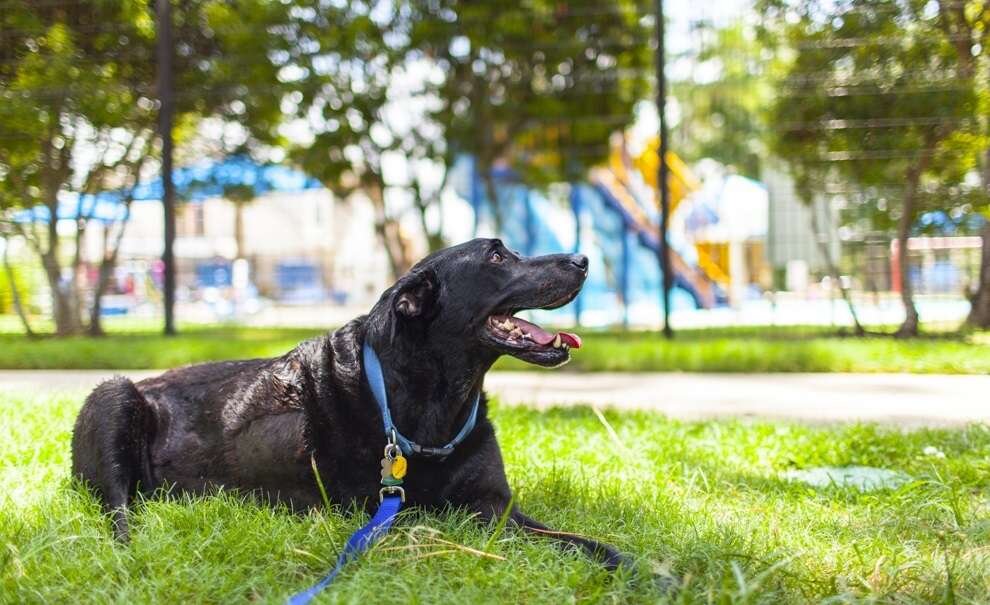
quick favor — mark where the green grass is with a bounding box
[2,391,988,603]
[499,326,990,374]
[1,321,989,373]
[0,324,319,370]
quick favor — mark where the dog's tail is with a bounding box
[71,376,154,541]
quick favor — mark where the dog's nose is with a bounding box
[568,254,589,272]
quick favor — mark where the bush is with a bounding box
[0,258,40,315]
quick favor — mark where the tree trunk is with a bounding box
[481,169,504,234]
[234,201,245,260]
[376,220,404,279]
[895,166,922,337]
[87,224,116,336]
[411,184,446,253]
[967,217,990,329]
[41,251,82,336]
[965,144,990,329]
[38,190,82,335]
[808,203,866,335]
[2,239,34,337]
[88,258,112,336]
[965,65,990,330]
[367,181,413,279]
[88,180,139,336]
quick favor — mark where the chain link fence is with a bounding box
[1,0,986,335]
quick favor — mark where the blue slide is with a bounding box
[451,158,713,326]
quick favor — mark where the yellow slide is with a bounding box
[591,167,717,309]
[629,137,701,217]
[614,138,730,288]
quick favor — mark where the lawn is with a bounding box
[2,390,988,604]
[2,322,990,373]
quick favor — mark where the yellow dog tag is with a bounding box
[391,455,407,479]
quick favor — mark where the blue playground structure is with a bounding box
[449,157,723,327]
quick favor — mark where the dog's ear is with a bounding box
[393,268,438,319]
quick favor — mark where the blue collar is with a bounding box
[362,342,480,460]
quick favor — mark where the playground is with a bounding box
[3,0,990,603]
[6,131,973,334]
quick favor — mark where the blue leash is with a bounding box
[286,495,402,605]
[286,343,480,604]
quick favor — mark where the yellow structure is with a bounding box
[629,137,701,217]
[605,136,731,289]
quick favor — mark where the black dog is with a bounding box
[72,238,629,569]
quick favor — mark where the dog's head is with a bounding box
[371,238,587,368]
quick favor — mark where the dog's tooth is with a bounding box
[553,334,562,348]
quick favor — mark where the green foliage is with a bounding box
[3,391,989,602]
[765,0,987,212]
[0,0,302,212]
[672,21,779,179]
[409,0,653,186]
[0,0,157,212]
[761,0,990,333]
[0,260,39,315]
[282,0,652,258]
[0,1,307,333]
[0,323,988,374]
[281,0,398,195]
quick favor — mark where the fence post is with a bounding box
[621,229,630,328]
[655,0,673,338]
[524,189,536,256]
[470,157,481,237]
[570,184,583,326]
[157,0,177,335]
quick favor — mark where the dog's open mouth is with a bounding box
[484,306,582,367]
[486,315,582,350]
[481,278,586,367]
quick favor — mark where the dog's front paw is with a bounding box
[601,548,636,572]
[606,551,682,598]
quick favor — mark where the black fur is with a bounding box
[71,238,630,569]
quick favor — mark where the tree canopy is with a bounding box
[0,0,300,334]
[671,20,777,180]
[764,0,988,335]
[282,0,653,271]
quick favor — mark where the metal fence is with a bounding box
[1,0,985,335]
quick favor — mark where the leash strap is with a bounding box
[362,342,480,459]
[287,341,481,602]
[286,495,403,605]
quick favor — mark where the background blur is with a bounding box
[1,0,988,338]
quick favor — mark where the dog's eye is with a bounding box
[488,249,504,264]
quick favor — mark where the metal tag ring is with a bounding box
[379,485,405,503]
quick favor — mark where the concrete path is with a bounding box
[1,370,987,428]
[487,372,990,428]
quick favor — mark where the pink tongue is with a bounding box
[500,316,583,349]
